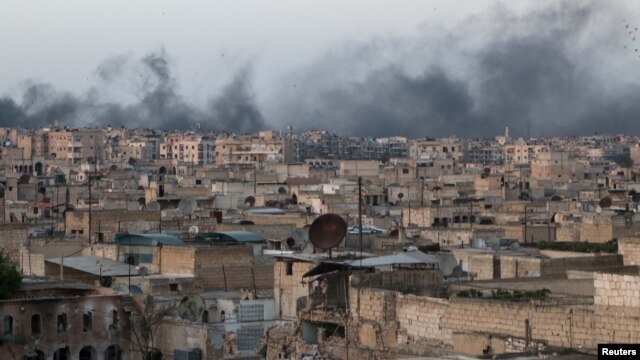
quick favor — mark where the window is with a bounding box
[169,283,179,292]
[286,262,293,276]
[83,311,92,332]
[31,314,41,336]
[57,313,68,333]
[111,310,119,328]
[3,316,13,335]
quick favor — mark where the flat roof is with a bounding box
[46,256,140,277]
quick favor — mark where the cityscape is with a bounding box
[3,1,640,360]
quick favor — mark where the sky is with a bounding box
[1,1,640,138]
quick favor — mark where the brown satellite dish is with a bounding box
[551,195,563,202]
[633,193,640,203]
[285,237,295,248]
[389,228,400,238]
[629,189,637,196]
[599,197,613,208]
[245,196,256,207]
[397,192,404,199]
[309,214,347,250]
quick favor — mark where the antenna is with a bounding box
[308,213,347,250]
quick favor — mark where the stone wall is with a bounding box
[618,238,640,266]
[500,256,542,278]
[0,223,28,265]
[352,270,442,291]
[350,287,396,323]
[441,298,595,350]
[153,245,272,291]
[274,260,314,320]
[395,294,452,346]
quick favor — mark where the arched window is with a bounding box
[105,345,123,360]
[79,346,96,360]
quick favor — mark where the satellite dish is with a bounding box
[389,229,400,238]
[285,237,295,248]
[129,220,151,234]
[599,197,612,208]
[278,187,287,194]
[177,294,205,322]
[146,201,161,211]
[309,214,347,250]
[189,225,199,235]
[178,197,198,215]
[596,206,602,214]
[397,192,404,199]
[100,276,113,288]
[632,193,640,203]
[551,195,563,202]
[510,243,521,251]
[138,267,149,276]
[451,266,465,278]
[245,196,256,207]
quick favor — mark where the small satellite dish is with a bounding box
[389,229,400,238]
[138,266,149,276]
[285,237,295,248]
[245,196,256,207]
[596,205,602,214]
[178,197,198,215]
[129,220,151,234]
[100,276,113,288]
[189,225,199,235]
[510,242,521,251]
[278,187,287,194]
[146,201,161,211]
[397,192,404,199]
[177,294,206,322]
[451,265,465,278]
[309,214,347,250]
[599,197,612,208]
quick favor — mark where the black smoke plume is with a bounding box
[0,49,266,133]
[272,1,640,138]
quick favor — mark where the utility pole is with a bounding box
[88,166,92,244]
[358,177,363,259]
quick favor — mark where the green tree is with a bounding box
[0,251,21,300]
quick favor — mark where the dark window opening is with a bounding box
[3,316,12,335]
[202,310,209,323]
[57,313,68,333]
[286,262,293,276]
[169,283,179,292]
[83,311,92,332]
[31,314,41,336]
[111,310,119,328]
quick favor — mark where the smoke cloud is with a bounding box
[0,49,266,133]
[272,1,640,138]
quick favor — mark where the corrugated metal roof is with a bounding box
[46,256,139,277]
[195,231,266,244]
[347,251,438,268]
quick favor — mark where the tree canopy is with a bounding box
[0,251,21,300]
